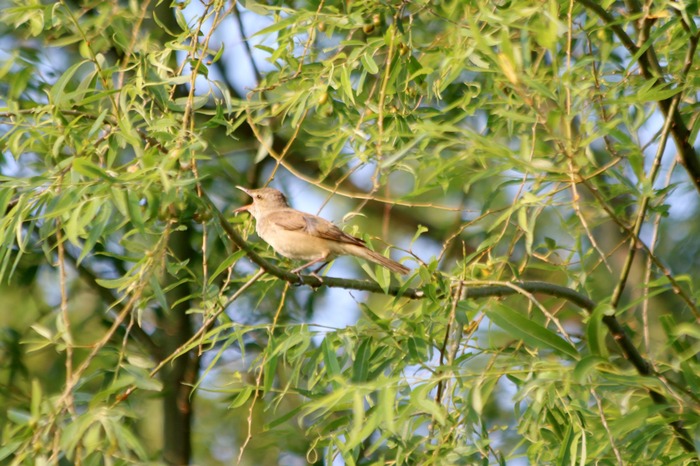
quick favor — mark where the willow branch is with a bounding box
[578,0,700,193]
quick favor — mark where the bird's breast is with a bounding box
[256,220,332,260]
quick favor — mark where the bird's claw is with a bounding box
[310,272,324,285]
[290,269,324,288]
[292,271,304,286]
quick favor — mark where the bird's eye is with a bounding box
[256,194,262,199]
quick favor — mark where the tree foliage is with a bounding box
[1,0,699,464]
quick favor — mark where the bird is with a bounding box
[234,186,410,278]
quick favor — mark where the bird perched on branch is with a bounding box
[234,186,410,278]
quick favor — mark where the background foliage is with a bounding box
[1,0,699,464]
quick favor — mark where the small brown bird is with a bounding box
[234,186,410,277]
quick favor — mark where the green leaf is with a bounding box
[407,336,427,362]
[0,441,22,461]
[348,390,365,448]
[339,65,355,104]
[174,7,189,31]
[361,52,379,75]
[30,379,42,419]
[65,200,86,246]
[87,108,110,137]
[49,60,90,106]
[266,404,304,430]
[208,250,246,285]
[149,276,168,311]
[322,337,341,382]
[517,207,534,255]
[587,303,612,358]
[378,381,397,433]
[229,386,254,409]
[95,275,134,290]
[6,409,31,425]
[126,190,145,232]
[486,304,579,359]
[556,423,576,466]
[76,202,112,265]
[352,338,371,383]
[411,383,446,425]
[573,355,608,383]
[380,134,427,168]
[264,354,278,394]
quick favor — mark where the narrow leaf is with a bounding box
[487,304,579,359]
[352,338,371,383]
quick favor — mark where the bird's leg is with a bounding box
[290,256,329,284]
[290,257,326,274]
[308,261,331,282]
[312,261,330,274]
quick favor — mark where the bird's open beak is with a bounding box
[234,186,252,214]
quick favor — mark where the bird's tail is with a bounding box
[349,245,410,275]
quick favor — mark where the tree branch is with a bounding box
[578,0,700,193]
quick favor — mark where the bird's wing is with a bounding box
[266,211,365,246]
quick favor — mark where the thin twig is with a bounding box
[592,388,624,465]
[238,280,290,463]
[610,93,680,307]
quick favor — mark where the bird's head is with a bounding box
[234,186,290,219]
